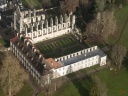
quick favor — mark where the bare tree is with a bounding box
[90,76,108,96]
[0,52,28,96]
[60,0,79,13]
[86,10,116,40]
[111,44,127,69]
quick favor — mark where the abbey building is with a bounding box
[10,7,107,86]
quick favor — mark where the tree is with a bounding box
[95,0,107,12]
[41,0,52,8]
[89,83,99,96]
[85,10,116,40]
[0,52,28,96]
[90,76,108,96]
[60,0,79,13]
[111,44,127,69]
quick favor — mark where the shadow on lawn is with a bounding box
[66,67,93,96]
[123,52,128,70]
[67,75,93,96]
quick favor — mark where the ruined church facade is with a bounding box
[13,7,75,43]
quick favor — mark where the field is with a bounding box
[16,82,33,96]
[22,0,41,9]
[54,78,92,96]
[95,69,128,96]
[35,35,86,58]
[108,6,128,48]
[53,66,128,96]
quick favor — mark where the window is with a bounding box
[38,25,41,30]
[33,33,35,37]
[68,23,70,27]
[33,26,36,31]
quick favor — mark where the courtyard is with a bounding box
[35,34,88,58]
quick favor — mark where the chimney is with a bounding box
[44,64,46,68]
[51,61,53,66]
[39,55,42,59]
[34,48,37,52]
[26,41,29,46]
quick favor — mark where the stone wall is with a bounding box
[55,46,98,62]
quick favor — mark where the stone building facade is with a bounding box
[10,34,53,85]
[13,7,75,43]
[10,34,107,85]
[46,46,106,79]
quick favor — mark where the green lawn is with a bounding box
[0,87,4,96]
[0,38,6,46]
[94,69,128,96]
[35,36,84,58]
[53,67,128,96]
[0,82,33,96]
[53,65,100,96]
[16,82,34,96]
[107,6,128,48]
[54,77,92,96]
[22,0,41,9]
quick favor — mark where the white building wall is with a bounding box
[53,46,107,79]
[30,28,71,43]
[53,55,100,78]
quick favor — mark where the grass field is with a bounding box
[0,38,6,45]
[22,0,41,9]
[108,6,128,48]
[16,82,33,96]
[54,76,93,96]
[35,36,85,58]
[94,69,128,96]
[0,82,33,96]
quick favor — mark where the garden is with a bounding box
[35,35,86,58]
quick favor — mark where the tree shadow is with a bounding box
[3,40,10,48]
[66,66,93,96]
[123,52,128,70]
[75,0,96,32]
